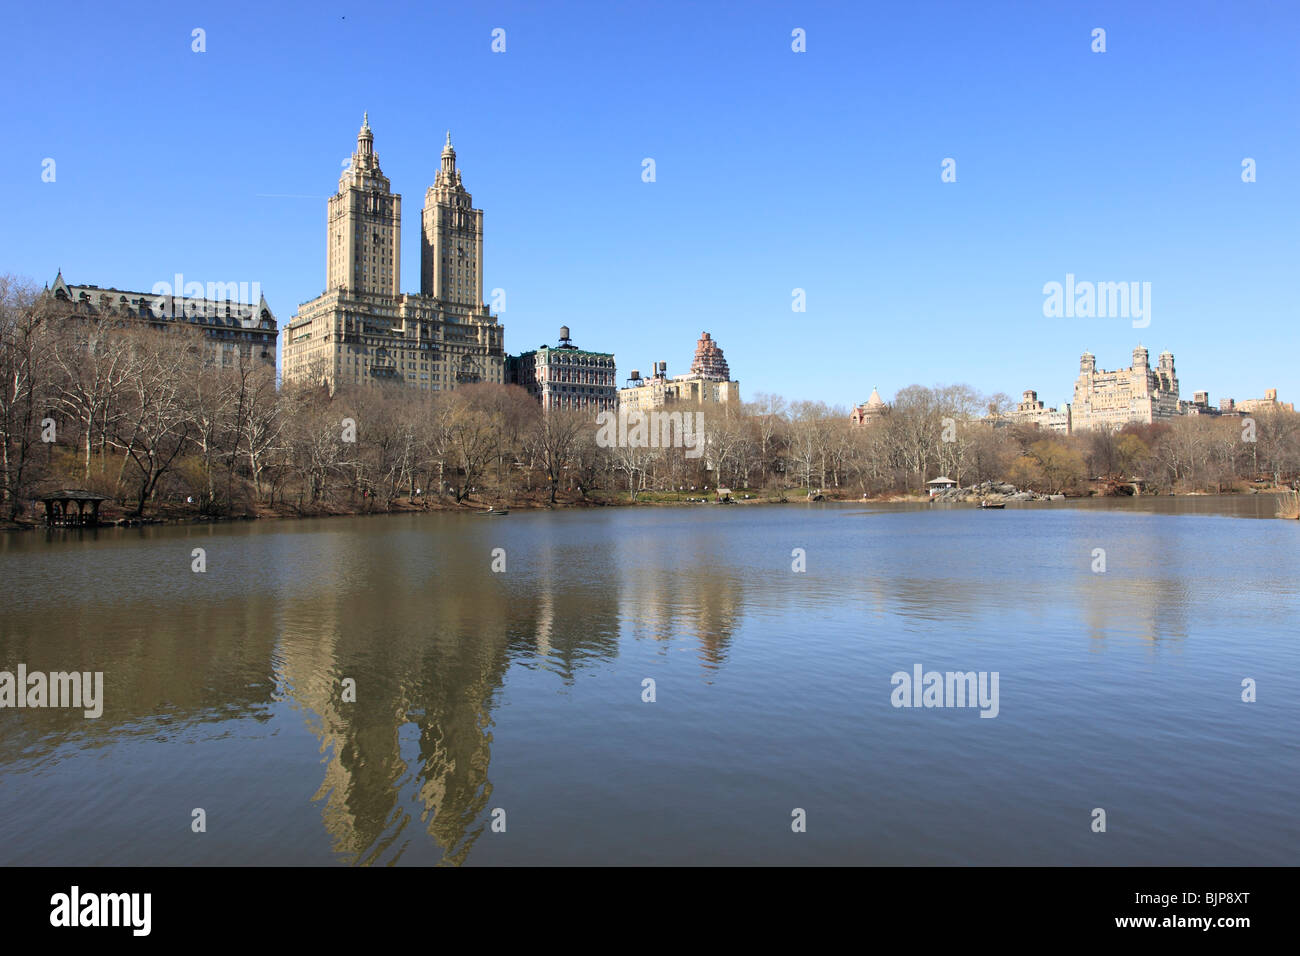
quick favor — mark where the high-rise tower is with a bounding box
[420,132,484,309]
[327,113,402,297]
[283,117,504,394]
[689,332,731,381]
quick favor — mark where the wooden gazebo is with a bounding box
[41,490,111,527]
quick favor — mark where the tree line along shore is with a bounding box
[3,275,1298,529]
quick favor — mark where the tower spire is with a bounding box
[440,129,457,178]
[421,131,481,303]
[355,112,375,161]
[330,111,396,296]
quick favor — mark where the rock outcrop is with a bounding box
[929,481,1063,503]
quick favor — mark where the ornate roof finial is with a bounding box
[445,129,451,148]
[363,111,369,128]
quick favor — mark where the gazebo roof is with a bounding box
[41,489,111,502]
[926,476,957,485]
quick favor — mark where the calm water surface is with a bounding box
[1,497,1296,865]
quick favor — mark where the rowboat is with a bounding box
[978,501,1005,509]
[476,508,509,516]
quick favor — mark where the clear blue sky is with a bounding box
[4,0,1296,410]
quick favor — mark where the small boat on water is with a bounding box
[978,501,1005,509]
[476,508,509,516]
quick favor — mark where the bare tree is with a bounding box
[48,312,134,481]
[524,407,587,504]
[0,276,51,518]
[112,328,199,516]
[886,385,943,490]
[443,384,510,502]
[238,363,282,502]
[186,362,238,510]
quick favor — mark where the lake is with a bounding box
[1,496,1296,865]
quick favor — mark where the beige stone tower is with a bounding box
[283,118,505,393]
[420,132,484,309]
[327,113,402,297]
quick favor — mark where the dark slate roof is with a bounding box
[41,490,112,501]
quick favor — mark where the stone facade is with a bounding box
[850,387,888,427]
[1011,389,1072,434]
[1180,391,1220,417]
[326,113,400,298]
[43,270,277,370]
[617,333,740,411]
[507,326,617,413]
[1235,389,1294,415]
[421,132,484,312]
[1071,346,1179,431]
[282,117,504,393]
[618,366,741,412]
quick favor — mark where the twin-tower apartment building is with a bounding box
[281,116,505,392]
